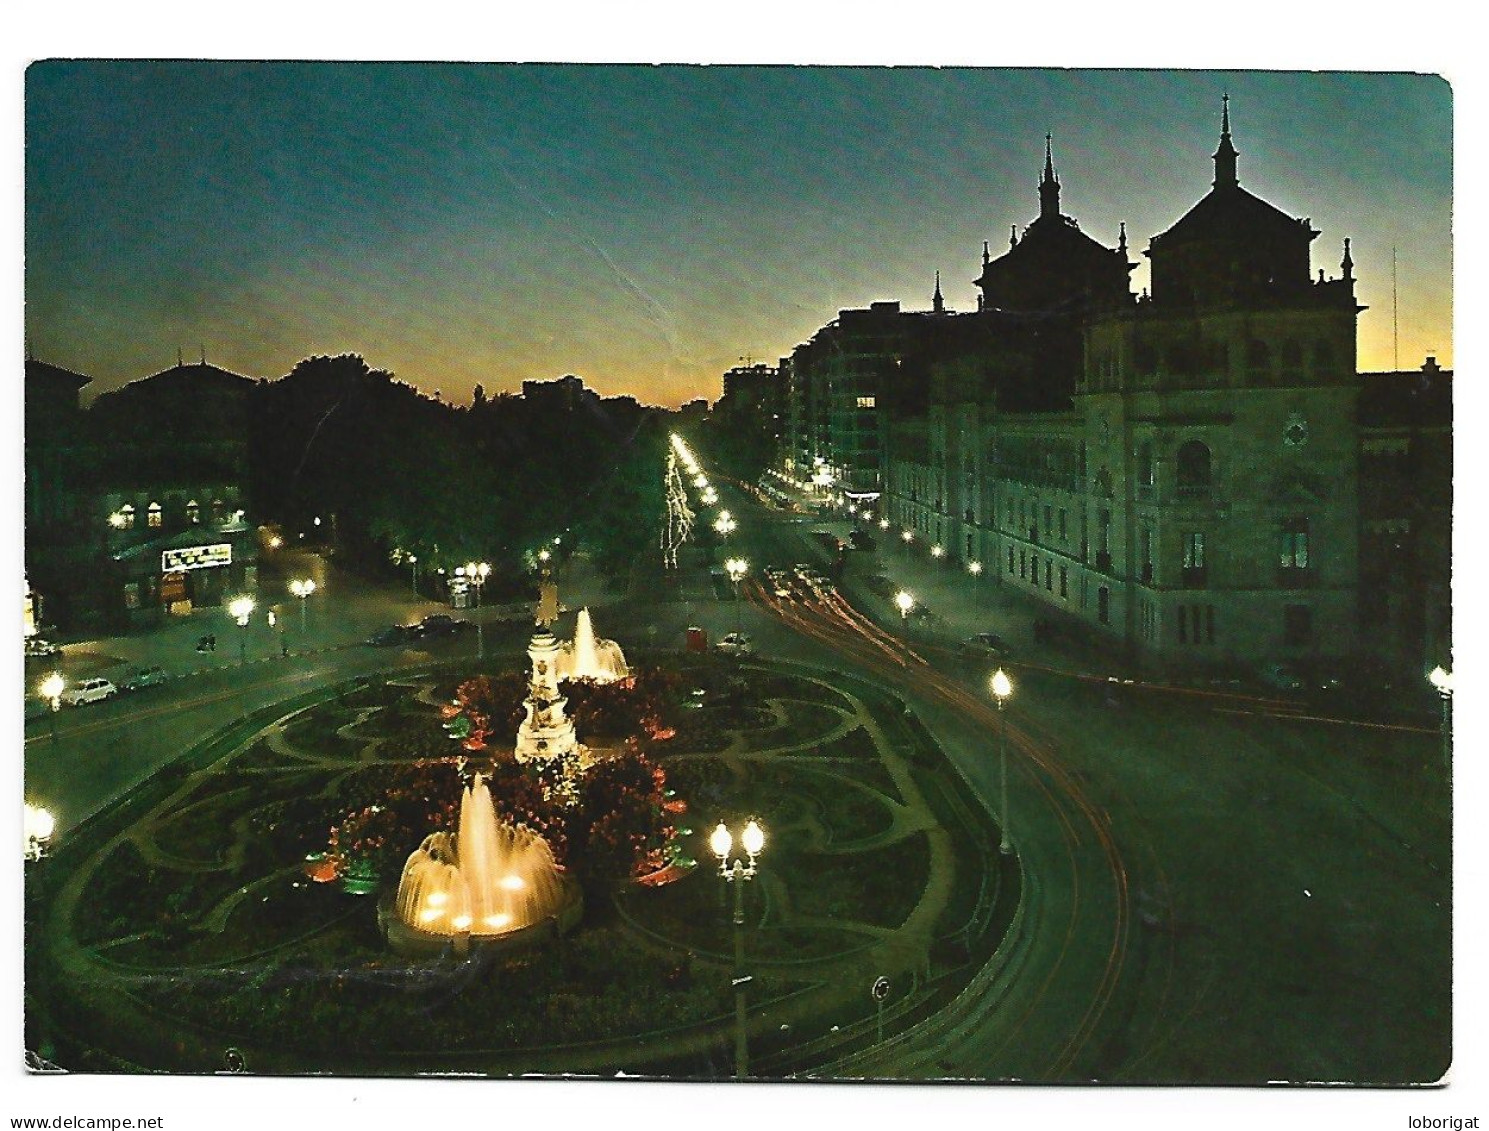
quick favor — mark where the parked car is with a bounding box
[958,632,1012,659]
[1258,663,1305,692]
[715,632,753,657]
[365,624,417,647]
[122,666,170,692]
[61,677,118,707]
[418,614,475,637]
[24,637,61,659]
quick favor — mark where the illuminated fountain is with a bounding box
[383,774,581,956]
[557,607,630,684]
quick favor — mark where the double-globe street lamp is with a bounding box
[466,561,491,659]
[711,819,766,1079]
[229,596,256,666]
[464,562,491,607]
[714,511,737,540]
[991,668,1013,853]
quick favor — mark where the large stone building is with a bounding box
[23,357,260,632]
[773,103,1450,676]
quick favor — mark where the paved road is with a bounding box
[23,459,1451,1085]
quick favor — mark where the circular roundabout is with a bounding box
[27,653,1020,1078]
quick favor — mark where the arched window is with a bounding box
[1137,442,1155,490]
[1176,441,1212,495]
[185,499,200,524]
[147,501,163,528]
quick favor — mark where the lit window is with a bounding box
[186,500,201,524]
[1280,517,1310,571]
[1182,532,1205,570]
[147,502,163,528]
[857,396,876,409]
[118,504,135,530]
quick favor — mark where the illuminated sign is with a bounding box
[162,543,233,572]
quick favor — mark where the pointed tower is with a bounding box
[1213,93,1239,189]
[932,271,945,314]
[1039,133,1061,219]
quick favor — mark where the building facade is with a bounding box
[24,358,260,632]
[776,107,1450,676]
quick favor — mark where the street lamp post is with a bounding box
[289,578,316,635]
[229,596,256,666]
[39,672,64,748]
[1428,665,1453,770]
[24,803,55,862]
[711,819,765,1079]
[969,560,983,604]
[894,590,914,638]
[714,511,737,541]
[991,668,1013,853]
[725,557,749,634]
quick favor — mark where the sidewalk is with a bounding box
[38,550,618,688]
[758,486,1132,683]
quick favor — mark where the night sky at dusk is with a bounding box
[25,63,1451,406]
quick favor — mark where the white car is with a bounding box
[715,632,753,657]
[61,677,118,707]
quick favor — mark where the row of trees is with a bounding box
[247,354,673,590]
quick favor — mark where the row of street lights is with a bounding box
[673,436,752,636]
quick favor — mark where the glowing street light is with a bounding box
[1428,665,1453,768]
[712,818,766,1078]
[901,529,914,546]
[24,803,55,861]
[725,557,749,632]
[288,578,316,634]
[894,590,914,637]
[968,560,983,577]
[879,518,890,530]
[714,512,737,539]
[991,668,1014,853]
[39,672,64,747]
[229,595,256,666]
[931,544,945,560]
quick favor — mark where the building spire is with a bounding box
[1341,237,1355,282]
[1039,132,1061,219]
[176,346,183,368]
[983,239,991,264]
[1213,92,1239,188]
[1009,225,1017,250]
[933,271,945,314]
[1118,221,1128,257]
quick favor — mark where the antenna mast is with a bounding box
[1392,247,1400,371]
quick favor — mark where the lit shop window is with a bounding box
[186,499,201,524]
[110,505,134,530]
[856,396,876,409]
[147,502,163,528]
